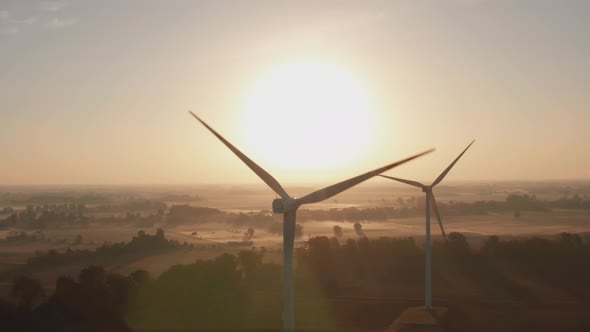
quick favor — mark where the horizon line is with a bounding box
[1,178,590,187]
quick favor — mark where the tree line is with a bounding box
[3,194,590,231]
[24,229,191,269]
[2,232,590,331]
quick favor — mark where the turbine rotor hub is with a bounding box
[272,198,298,214]
[423,186,432,193]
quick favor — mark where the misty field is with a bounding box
[1,212,589,300]
[1,183,589,331]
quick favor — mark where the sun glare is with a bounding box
[242,61,374,172]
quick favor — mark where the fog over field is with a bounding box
[4,185,589,331]
[1,181,590,331]
[1,180,589,275]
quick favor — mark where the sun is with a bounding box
[242,60,374,172]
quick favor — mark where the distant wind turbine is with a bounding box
[189,111,433,332]
[380,140,474,309]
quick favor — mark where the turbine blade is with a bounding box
[379,175,425,188]
[189,111,290,199]
[296,149,434,205]
[431,140,475,187]
[430,193,447,239]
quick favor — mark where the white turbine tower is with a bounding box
[380,140,474,309]
[189,111,433,332]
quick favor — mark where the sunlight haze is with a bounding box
[1,0,589,185]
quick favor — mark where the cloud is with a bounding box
[0,10,8,20]
[39,1,66,12]
[47,17,77,28]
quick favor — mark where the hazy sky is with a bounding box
[1,1,589,185]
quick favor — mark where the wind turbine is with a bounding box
[380,140,474,309]
[189,111,433,331]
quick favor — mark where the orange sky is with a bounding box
[0,1,589,185]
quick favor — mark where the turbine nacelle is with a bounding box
[422,186,432,193]
[272,198,299,214]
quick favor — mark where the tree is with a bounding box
[353,222,365,237]
[156,228,165,239]
[130,270,150,284]
[243,227,255,241]
[446,232,472,257]
[329,236,340,249]
[55,276,78,299]
[106,274,134,315]
[79,265,107,288]
[295,224,304,238]
[559,232,582,248]
[128,254,247,330]
[306,237,334,281]
[237,250,263,280]
[333,225,343,238]
[11,276,44,310]
[481,235,500,256]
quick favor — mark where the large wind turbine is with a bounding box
[189,111,433,331]
[380,140,474,309]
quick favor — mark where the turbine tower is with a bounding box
[380,140,474,309]
[189,111,433,332]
